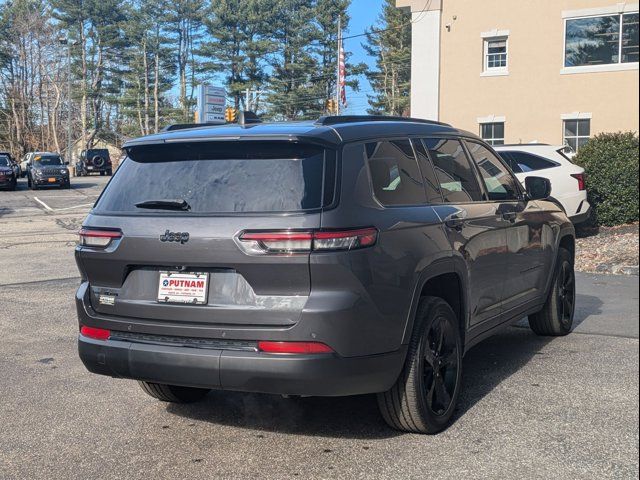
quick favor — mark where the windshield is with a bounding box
[33,155,63,166]
[0,156,9,167]
[94,142,333,214]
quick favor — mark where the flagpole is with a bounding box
[336,17,342,116]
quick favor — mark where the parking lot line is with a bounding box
[33,196,53,212]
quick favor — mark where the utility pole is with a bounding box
[59,35,73,165]
[336,17,342,116]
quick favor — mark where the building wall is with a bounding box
[400,0,639,145]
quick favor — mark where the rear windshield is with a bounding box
[94,141,333,214]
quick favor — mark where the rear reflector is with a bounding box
[257,341,334,354]
[238,227,377,254]
[80,325,111,341]
[571,173,586,191]
[78,228,122,248]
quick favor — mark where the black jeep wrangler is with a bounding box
[77,149,113,176]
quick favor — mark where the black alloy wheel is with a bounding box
[421,314,460,416]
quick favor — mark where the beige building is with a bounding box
[396,0,639,151]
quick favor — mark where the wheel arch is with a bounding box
[401,259,469,347]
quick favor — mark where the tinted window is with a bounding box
[33,155,63,166]
[466,141,520,201]
[422,138,483,203]
[365,139,427,206]
[502,151,558,172]
[412,139,444,203]
[94,142,327,214]
[0,155,9,167]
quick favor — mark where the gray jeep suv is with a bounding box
[76,116,576,433]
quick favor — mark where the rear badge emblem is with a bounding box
[160,230,190,244]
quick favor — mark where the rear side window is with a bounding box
[365,139,427,206]
[501,151,559,173]
[422,138,483,203]
[94,142,330,214]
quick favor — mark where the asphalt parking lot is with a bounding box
[1,175,638,479]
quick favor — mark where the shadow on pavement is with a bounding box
[168,296,605,438]
[573,293,603,329]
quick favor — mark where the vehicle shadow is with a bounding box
[168,308,599,439]
[68,181,100,190]
[573,293,603,329]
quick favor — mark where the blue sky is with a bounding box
[344,0,386,114]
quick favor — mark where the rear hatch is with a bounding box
[77,140,336,331]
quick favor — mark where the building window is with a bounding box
[480,122,505,145]
[565,12,639,67]
[563,119,591,152]
[484,37,508,70]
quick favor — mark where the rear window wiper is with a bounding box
[135,199,191,211]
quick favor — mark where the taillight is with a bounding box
[237,227,378,255]
[257,341,334,354]
[78,228,122,248]
[571,173,586,191]
[80,325,111,341]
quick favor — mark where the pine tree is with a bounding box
[362,0,411,116]
[200,0,271,111]
[165,0,204,122]
[263,0,322,120]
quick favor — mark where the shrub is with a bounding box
[574,132,639,227]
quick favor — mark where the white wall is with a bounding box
[410,10,441,120]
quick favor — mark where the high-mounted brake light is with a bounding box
[78,228,122,248]
[571,173,586,191]
[257,341,334,354]
[237,227,378,254]
[80,325,111,341]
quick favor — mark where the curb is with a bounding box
[594,264,639,276]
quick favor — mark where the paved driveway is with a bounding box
[0,177,638,479]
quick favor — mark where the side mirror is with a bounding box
[525,176,551,200]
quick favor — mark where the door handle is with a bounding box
[445,215,464,230]
[502,211,517,222]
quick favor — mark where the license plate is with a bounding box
[157,272,209,304]
[48,178,56,183]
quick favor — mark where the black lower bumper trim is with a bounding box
[78,335,406,397]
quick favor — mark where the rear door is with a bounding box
[421,137,508,327]
[78,141,333,331]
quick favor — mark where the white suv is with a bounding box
[495,144,591,224]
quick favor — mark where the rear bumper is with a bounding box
[78,335,406,396]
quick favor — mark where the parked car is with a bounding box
[494,144,591,224]
[0,152,20,179]
[76,148,113,176]
[19,153,32,178]
[0,153,17,190]
[27,152,70,190]
[76,116,576,434]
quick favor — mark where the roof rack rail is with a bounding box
[315,115,451,127]
[160,123,223,132]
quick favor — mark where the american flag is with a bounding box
[338,27,346,107]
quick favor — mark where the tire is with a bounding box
[529,248,575,336]
[138,381,209,403]
[377,296,463,434]
[106,169,113,176]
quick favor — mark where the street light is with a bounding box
[58,35,72,168]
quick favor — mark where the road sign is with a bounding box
[196,84,226,124]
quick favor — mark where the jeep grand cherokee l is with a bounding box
[76,116,576,434]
